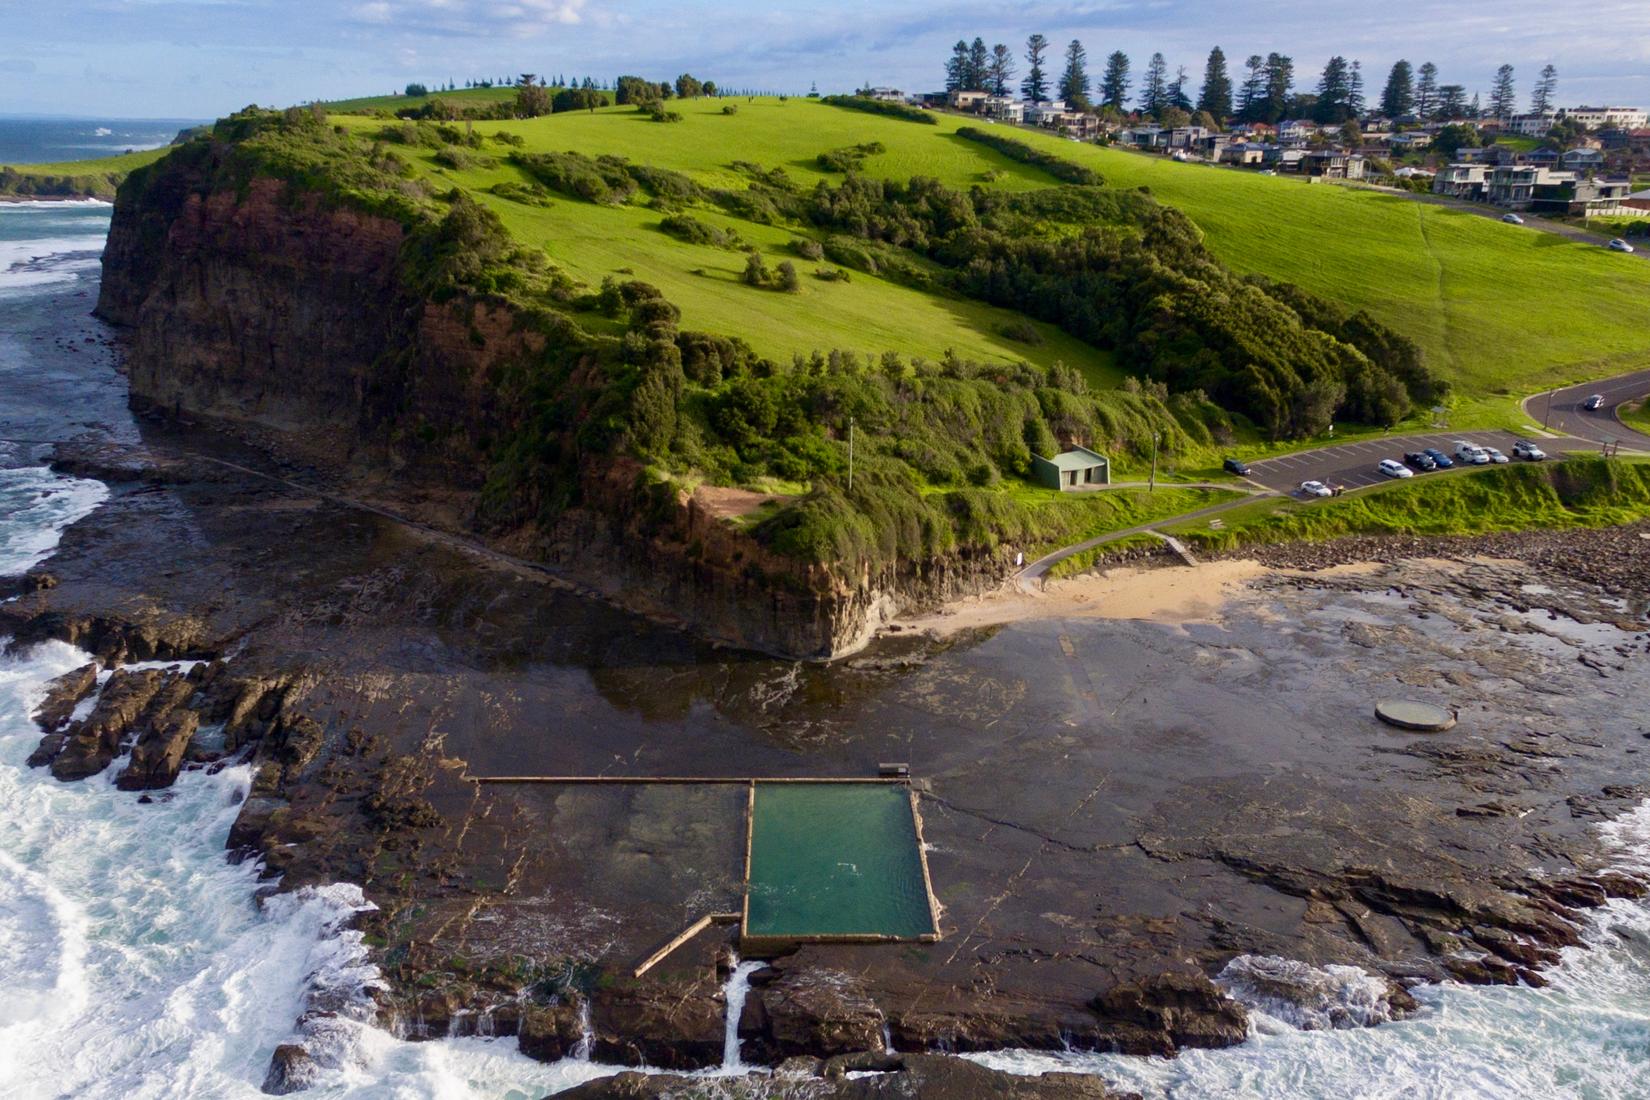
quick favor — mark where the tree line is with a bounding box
[945,38,1561,126]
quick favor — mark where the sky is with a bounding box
[3,0,1647,120]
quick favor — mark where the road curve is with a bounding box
[1521,369,1650,451]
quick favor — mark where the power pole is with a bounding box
[1543,388,1555,430]
[1149,431,1159,492]
[848,416,855,493]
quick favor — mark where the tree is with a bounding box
[1059,39,1090,105]
[1140,52,1168,115]
[1488,63,1516,120]
[1100,51,1131,111]
[1530,64,1557,114]
[518,73,536,88]
[775,260,800,293]
[945,40,969,92]
[1436,83,1468,119]
[1168,66,1193,111]
[742,251,770,287]
[1198,46,1233,122]
[1339,118,1362,147]
[404,83,429,97]
[1379,60,1414,118]
[516,79,551,118]
[1313,57,1352,123]
[1262,53,1294,123]
[1431,122,1481,156]
[1159,106,1191,129]
[1192,109,1220,131]
[1022,34,1050,101]
[1349,60,1365,118]
[968,38,990,90]
[988,43,1015,96]
[703,80,718,98]
[1415,61,1439,119]
[1237,54,1265,120]
[675,73,702,99]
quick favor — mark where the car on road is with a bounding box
[1608,238,1636,253]
[1422,447,1455,468]
[1453,441,1491,465]
[1223,457,1253,476]
[1481,446,1510,464]
[1584,394,1606,410]
[1377,458,1413,479]
[1512,439,1547,461]
[1299,480,1334,498]
[1502,213,1525,224]
[1404,451,1437,471]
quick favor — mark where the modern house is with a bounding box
[1626,188,1650,212]
[948,89,988,111]
[1300,150,1366,179]
[1220,141,1268,166]
[1031,446,1110,491]
[982,95,1024,123]
[1276,119,1317,145]
[1022,100,1068,126]
[1560,147,1606,171]
[1558,105,1649,131]
[1432,163,1489,200]
[1507,112,1557,136]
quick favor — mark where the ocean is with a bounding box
[0,116,200,167]
[1,153,1648,1098]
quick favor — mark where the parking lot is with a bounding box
[1242,430,1553,496]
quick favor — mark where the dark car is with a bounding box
[1223,457,1253,476]
[1404,451,1437,471]
[1584,394,1606,410]
[1422,447,1455,468]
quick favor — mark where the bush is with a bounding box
[813,267,852,282]
[816,141,887,173]
[792,238,824,260]
[722,104,738,115]
[742,251,771,286]
[659,212,742,249]
[490,180,552,206]
[819,95,936,125]
[776,260,800,292]
[1000,318,1043,345]
[954,127,1102,186]
[404,83,429,98]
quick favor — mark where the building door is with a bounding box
[1067,471,1077,487]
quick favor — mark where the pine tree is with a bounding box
[1100,51,1131,111]
[1197,46,1233,122]
[1313,56,1351,123]
[1379,60,1414,118]
[968,38,990,90]
[1237,54,1265,120]
[1059,39,1090,105]
[1349,60,1365,118]
[1167,66,1193,111]
[988,43,1016,96]
[1262,53,1294,123]
[1140,52,1168,115]
[1022,34,1050,102]
[945,40,968,92]
[1437,83,1468,118]
[1488,64,1516,120]
[1530,64,1557,114]
[1415,61,1439,119]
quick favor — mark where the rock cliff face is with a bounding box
[94,149,1010,659]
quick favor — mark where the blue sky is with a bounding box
[3,0,1647,119]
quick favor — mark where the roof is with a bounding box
[1035,446,1108,471]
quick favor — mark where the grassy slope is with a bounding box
[1164,456,1650,550]
[338,99,1650,430]
[318,86,522,113]
[332,102,1118,382]
[5,147,171,176]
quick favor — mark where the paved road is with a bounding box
[1240,429,1556,496]
[1522,368,1650,450]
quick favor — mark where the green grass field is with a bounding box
[323,99,1650,432]
[1,147,171,199]
[318,85,522,114]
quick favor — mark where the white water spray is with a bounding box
[721,958,763,1071]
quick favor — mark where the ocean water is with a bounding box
[5,183,1650,1099]
[0,116,199,166]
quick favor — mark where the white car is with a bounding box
[1608,239,1636,253]
[1502,213,1524,225]
[1512,440,1547,461]
[1300,480,1334,498]
[1481,446,1510,464]
[1453,441,1491,465]
[1584,394,1606,410]
[1377,458,1413,479]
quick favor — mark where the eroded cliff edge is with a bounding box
[93,123,1005,660]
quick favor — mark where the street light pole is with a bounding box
[1543,389,1554,430]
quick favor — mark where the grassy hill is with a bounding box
[1,147,171,200]
[317,86,522,114]
[312,97,1650,432]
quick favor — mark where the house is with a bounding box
[1300,150,1366,179]
[1023,100,1068,126]
[948,89,988,111]
[1394,165,1435,179]
[1119,125,1167,149]
[1263,146,1306,170]
[1558,105,1649,131]
[1031,446,1111,491]
[1531,174,1633,217]
[1276,119,1317,145]
[1388,132,1433,151]
[982,95,1024,123]
[1050,112,1100,139]
[1625,188,1650,212]
[1525,147,1561,167]
[1220,141,1268,166]
[1507,112,1556,136]
[1432,163,1489,201]
[867,87,903,103]
[1560,147,1606,171]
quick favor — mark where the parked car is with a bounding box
[1481,446,1510,464]
[1223,457,1253,476]
[1453,441,1491,465]
[1378,458,1413,479]
[1422,447,1455,468]
[1404,451,1437,471]
[1584,394,1606,410]
[1608,238,1636,253]
[1299,480,1334,498]
[1501,213,1524,225]
[1512,439,1547,461]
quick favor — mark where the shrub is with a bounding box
[819,95,936,124]
[722,104,738,115]
[776,260,800,292]
[1000,318,1044,345]
[792,238,824,260]
[813,267,851,282]
[659,212,742,249]
[490,180,552,206]
[816,141,887,173]
[404,83,429,98]
[954,127,1102,186]
[742,251,771,287]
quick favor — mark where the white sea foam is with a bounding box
[0,466,108,577]
[0,198,115,209]
[1214,954,1394,1032]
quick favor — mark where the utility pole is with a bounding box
[1149,431,1159,492]
[848,416,855,493]
[1543,388,1556,430]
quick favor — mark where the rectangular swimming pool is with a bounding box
[743,781,939,942]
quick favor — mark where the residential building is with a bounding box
[1022,100,1068,126]
[1432,163,1489,200]
[1625,188,1650,212]
[1507,112,1556,136]
[1388,132,1433,151]
[1263,146,1306,170]
[1031,446,1110,491]
[982,96,1024,124]
[867,87,903,103]
[1300,150,1366,180]
[1560,147,1606,171]
[1530,174,1633,217]
[1276,119,1317,145]
[1049,112,1100,139]
[1558,105,1649,131]
[947,89,988,111]
[1118,125,1167,149]
[1220,141,1267,166]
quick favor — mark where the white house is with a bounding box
[1023,100,1068,126]
[1507,112,1556,136]
[1276,119,1317,145]
[982,95,1024,123]
[1558,105,1648,131]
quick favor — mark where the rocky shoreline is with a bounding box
[7,427,1650,1096]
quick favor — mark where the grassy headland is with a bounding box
[1,147,170,200]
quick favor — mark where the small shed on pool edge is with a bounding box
[1031,445,1110,490]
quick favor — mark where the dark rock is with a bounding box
[260,1043,318,1095]
[31,661,99,732]
[516,1003,585,1061]
[1091,971,1249,1056]
[49,668,166,780]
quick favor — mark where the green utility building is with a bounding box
[1031,446,1110,490]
